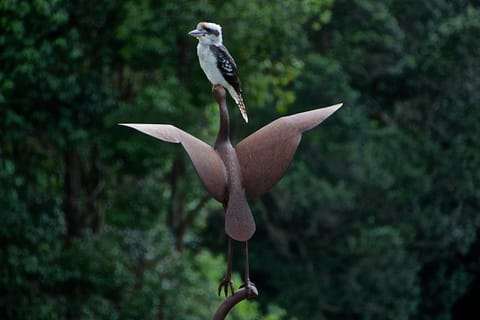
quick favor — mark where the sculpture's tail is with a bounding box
[225,191,255,241]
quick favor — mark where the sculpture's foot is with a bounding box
[213,283,259,320]
[218,277,235,297]
[239,280,258,299]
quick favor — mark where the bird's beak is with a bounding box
[188,29,206,38]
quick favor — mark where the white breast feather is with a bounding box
[197,43,239,103]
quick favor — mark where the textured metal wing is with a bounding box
[235,103,343,199]
[120,123,227,202]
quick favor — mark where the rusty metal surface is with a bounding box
[212,86,255,242]
[236,103,343,199]
[120,85,342,319]
[121,89,342,240]
[118,123,228,202]
[213,285,258,320]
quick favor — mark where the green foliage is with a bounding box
[1,0,480,319]
[246,1,480,319]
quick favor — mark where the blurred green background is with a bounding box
[1,0,479,319]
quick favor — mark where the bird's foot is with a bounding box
[218,277,235,297]
[239,280,258,299]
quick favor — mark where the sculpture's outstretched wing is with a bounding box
[120,124,227,202]
[235,103,342,199]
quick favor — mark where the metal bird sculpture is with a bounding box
[120,86,342,297]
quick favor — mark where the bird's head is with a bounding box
[188,22,223,45]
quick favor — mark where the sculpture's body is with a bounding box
[121,86,342,316]
[213,88,255,242]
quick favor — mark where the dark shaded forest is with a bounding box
[1,0,479,319]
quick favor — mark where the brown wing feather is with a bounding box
[209,44,242,95]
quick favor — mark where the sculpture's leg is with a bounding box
[240,241,256,297]
[218,237,235,296]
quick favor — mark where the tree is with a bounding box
[237,1,480,319]
[0,0,329,318]
[2,0,479,319]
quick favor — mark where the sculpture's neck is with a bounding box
[213,86,230,148]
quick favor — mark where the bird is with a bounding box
[189,22,249,123]
[120,85,342,297]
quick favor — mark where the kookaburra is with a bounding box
[189,22,248,123]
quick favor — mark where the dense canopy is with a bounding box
[1,0,479,319]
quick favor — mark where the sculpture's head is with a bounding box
[213,84,227,104]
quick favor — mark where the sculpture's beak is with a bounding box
[188,29,205,38]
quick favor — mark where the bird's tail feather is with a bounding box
[237,97,248,123]
[226,86,248,123]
